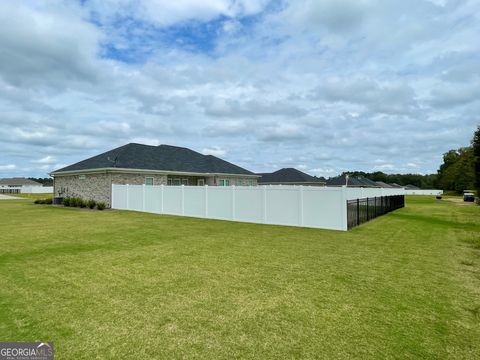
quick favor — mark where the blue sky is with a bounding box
[0,0,478,178]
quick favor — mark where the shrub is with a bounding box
[44,198,53,205]
[96,202,106,210]
[87,199,96,209]
[78,199,87,208]
[70,197,81,207]
[62,198,71,207]
[34,199,42,204]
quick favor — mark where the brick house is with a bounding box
[51,143,259,207]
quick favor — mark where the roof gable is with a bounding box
[52,143,254,176]
[258,168,324,184]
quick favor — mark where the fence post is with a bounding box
[205,185,208,217]
[262,186,267,223]
[356,198,360,226]
[126,184,129,209]
[366,197,369,220]
[111,184,115,209]
[142,184,146,211]
[340,187,348,230]
[181,185,185,215]
[299,186,304,226]
[232,185,236,221]
[161,184,164,214]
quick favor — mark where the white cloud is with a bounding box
[0,164,16,171]
[0,0,478,178]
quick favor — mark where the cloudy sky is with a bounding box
[0,0,478,178]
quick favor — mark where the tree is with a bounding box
[472,126,480,196]
[436,147,475,193]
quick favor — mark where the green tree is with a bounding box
[472,126,480,196]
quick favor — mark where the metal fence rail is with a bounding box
[347,195,405,229]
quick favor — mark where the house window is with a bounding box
[79,175,86,180]
[197,179,205,186]
[172,179,181,186]
[219,179,230,186]
[167,179,173,185]
[145,177,154,186]
[181,179,188,185]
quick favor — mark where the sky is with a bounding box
[0,0,478,178]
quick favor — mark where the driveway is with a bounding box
[0,194,23,200]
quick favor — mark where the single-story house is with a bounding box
[50,143,260,207]
[404,184,420,190]
[375,181,394,188]
[0,177,42,188]
[326,175,379,187]
[257,168,326,186]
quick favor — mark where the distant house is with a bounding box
[326,175,379,188]
[0,177,43,194]
[375,181,394,188]
[404,184,420,190]
[257,168,326,186]
[50,143,260,207]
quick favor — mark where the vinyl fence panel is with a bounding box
[111,184,407,231]
[405,189,443,195]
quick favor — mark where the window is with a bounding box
[172,179,181,185]
[145,177,154,186]
[219,179,230,186]
[181,179,188,185]
[167,179,173,185]
[197,179,205,186]
[79,175,86,180]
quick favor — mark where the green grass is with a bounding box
[0,196,479,359]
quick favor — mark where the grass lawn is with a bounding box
[0,196,479,359]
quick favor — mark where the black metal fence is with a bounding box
[347,195,405,229]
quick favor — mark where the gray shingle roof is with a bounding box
[0,178,42,186]
[257,168,325,184]
[52,143,255,176]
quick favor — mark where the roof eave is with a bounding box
[50,167,261,178]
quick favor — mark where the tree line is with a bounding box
[342,126,480,194]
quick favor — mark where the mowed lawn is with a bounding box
[0,196,479,359]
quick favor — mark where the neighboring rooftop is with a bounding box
[258,168,325,185]
[405,184,420,190]
[0,177,42,186]
[326,175,378,187]
[375,181,394,188]
[51,143,256,176]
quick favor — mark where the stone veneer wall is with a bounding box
[54,172,167,207]
[54,172,257,208]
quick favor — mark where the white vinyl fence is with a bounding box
[0,186,53,194]
[21,186,53,194]
[112,184,405,231]
[405,189,443,196]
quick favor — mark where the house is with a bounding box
[375,181,394,188]
[0,177,43,193]
[257,168,326,186]
[404,184,420,190]
[0,177,42,188]
[326,175,378,187]
[50,143,259,207]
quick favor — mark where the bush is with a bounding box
[78,199,87,208]
[87,199,96,209]
[62,198,71,207]
[96,202,106,210]
[34,198,52,205]
[70,197,81,207]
